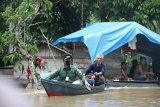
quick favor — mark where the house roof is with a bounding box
[36,40,72,56]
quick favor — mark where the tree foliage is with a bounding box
[0,0,160,65]
[1,0,53,64]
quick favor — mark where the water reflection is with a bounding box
[23,87,160,107]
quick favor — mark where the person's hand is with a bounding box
[85,80,91,90]
[94,72,102,76]
[94,72,98,76]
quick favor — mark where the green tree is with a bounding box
[1,0,160,82]
[2,0,54,59]
[95,0,160,32]
[1,0,53,85]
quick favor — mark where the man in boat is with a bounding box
[133,57,148,80]
[84,53,106,86]
[139,57,157,80]
[46,55,91,87]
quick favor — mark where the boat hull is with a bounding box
[41,79,105,96]
[111,80,160,87]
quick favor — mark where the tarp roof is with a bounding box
[52,22,160,61]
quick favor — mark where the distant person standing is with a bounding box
[26,56,44,89]
[84,53,106,86]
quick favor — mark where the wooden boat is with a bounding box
[41,79,105,96]
[110,80,160,87]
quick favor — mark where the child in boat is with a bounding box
[146,66,157,80]
[119,62,129,80]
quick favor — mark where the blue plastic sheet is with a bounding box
[53,22,160,61]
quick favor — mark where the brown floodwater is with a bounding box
[22,87,160,107]
[0,75,160,107]
[0,76,160,107]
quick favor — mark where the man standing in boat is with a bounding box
[84,53,106,86]
[46,55,91,87]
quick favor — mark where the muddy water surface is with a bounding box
[23,87,160,107]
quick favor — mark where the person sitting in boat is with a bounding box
[84,53,106,86]
[145,66,158,80]
[132,58,147,80]
[119,62,129,80]
[129,59,138,79]
[46,55,91,87]
[140,57,157,80]
[140,57,151,74]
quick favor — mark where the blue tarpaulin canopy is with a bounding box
[53,22,160,61]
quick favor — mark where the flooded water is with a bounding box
[0,75,160,107]
[22,87,160,107]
